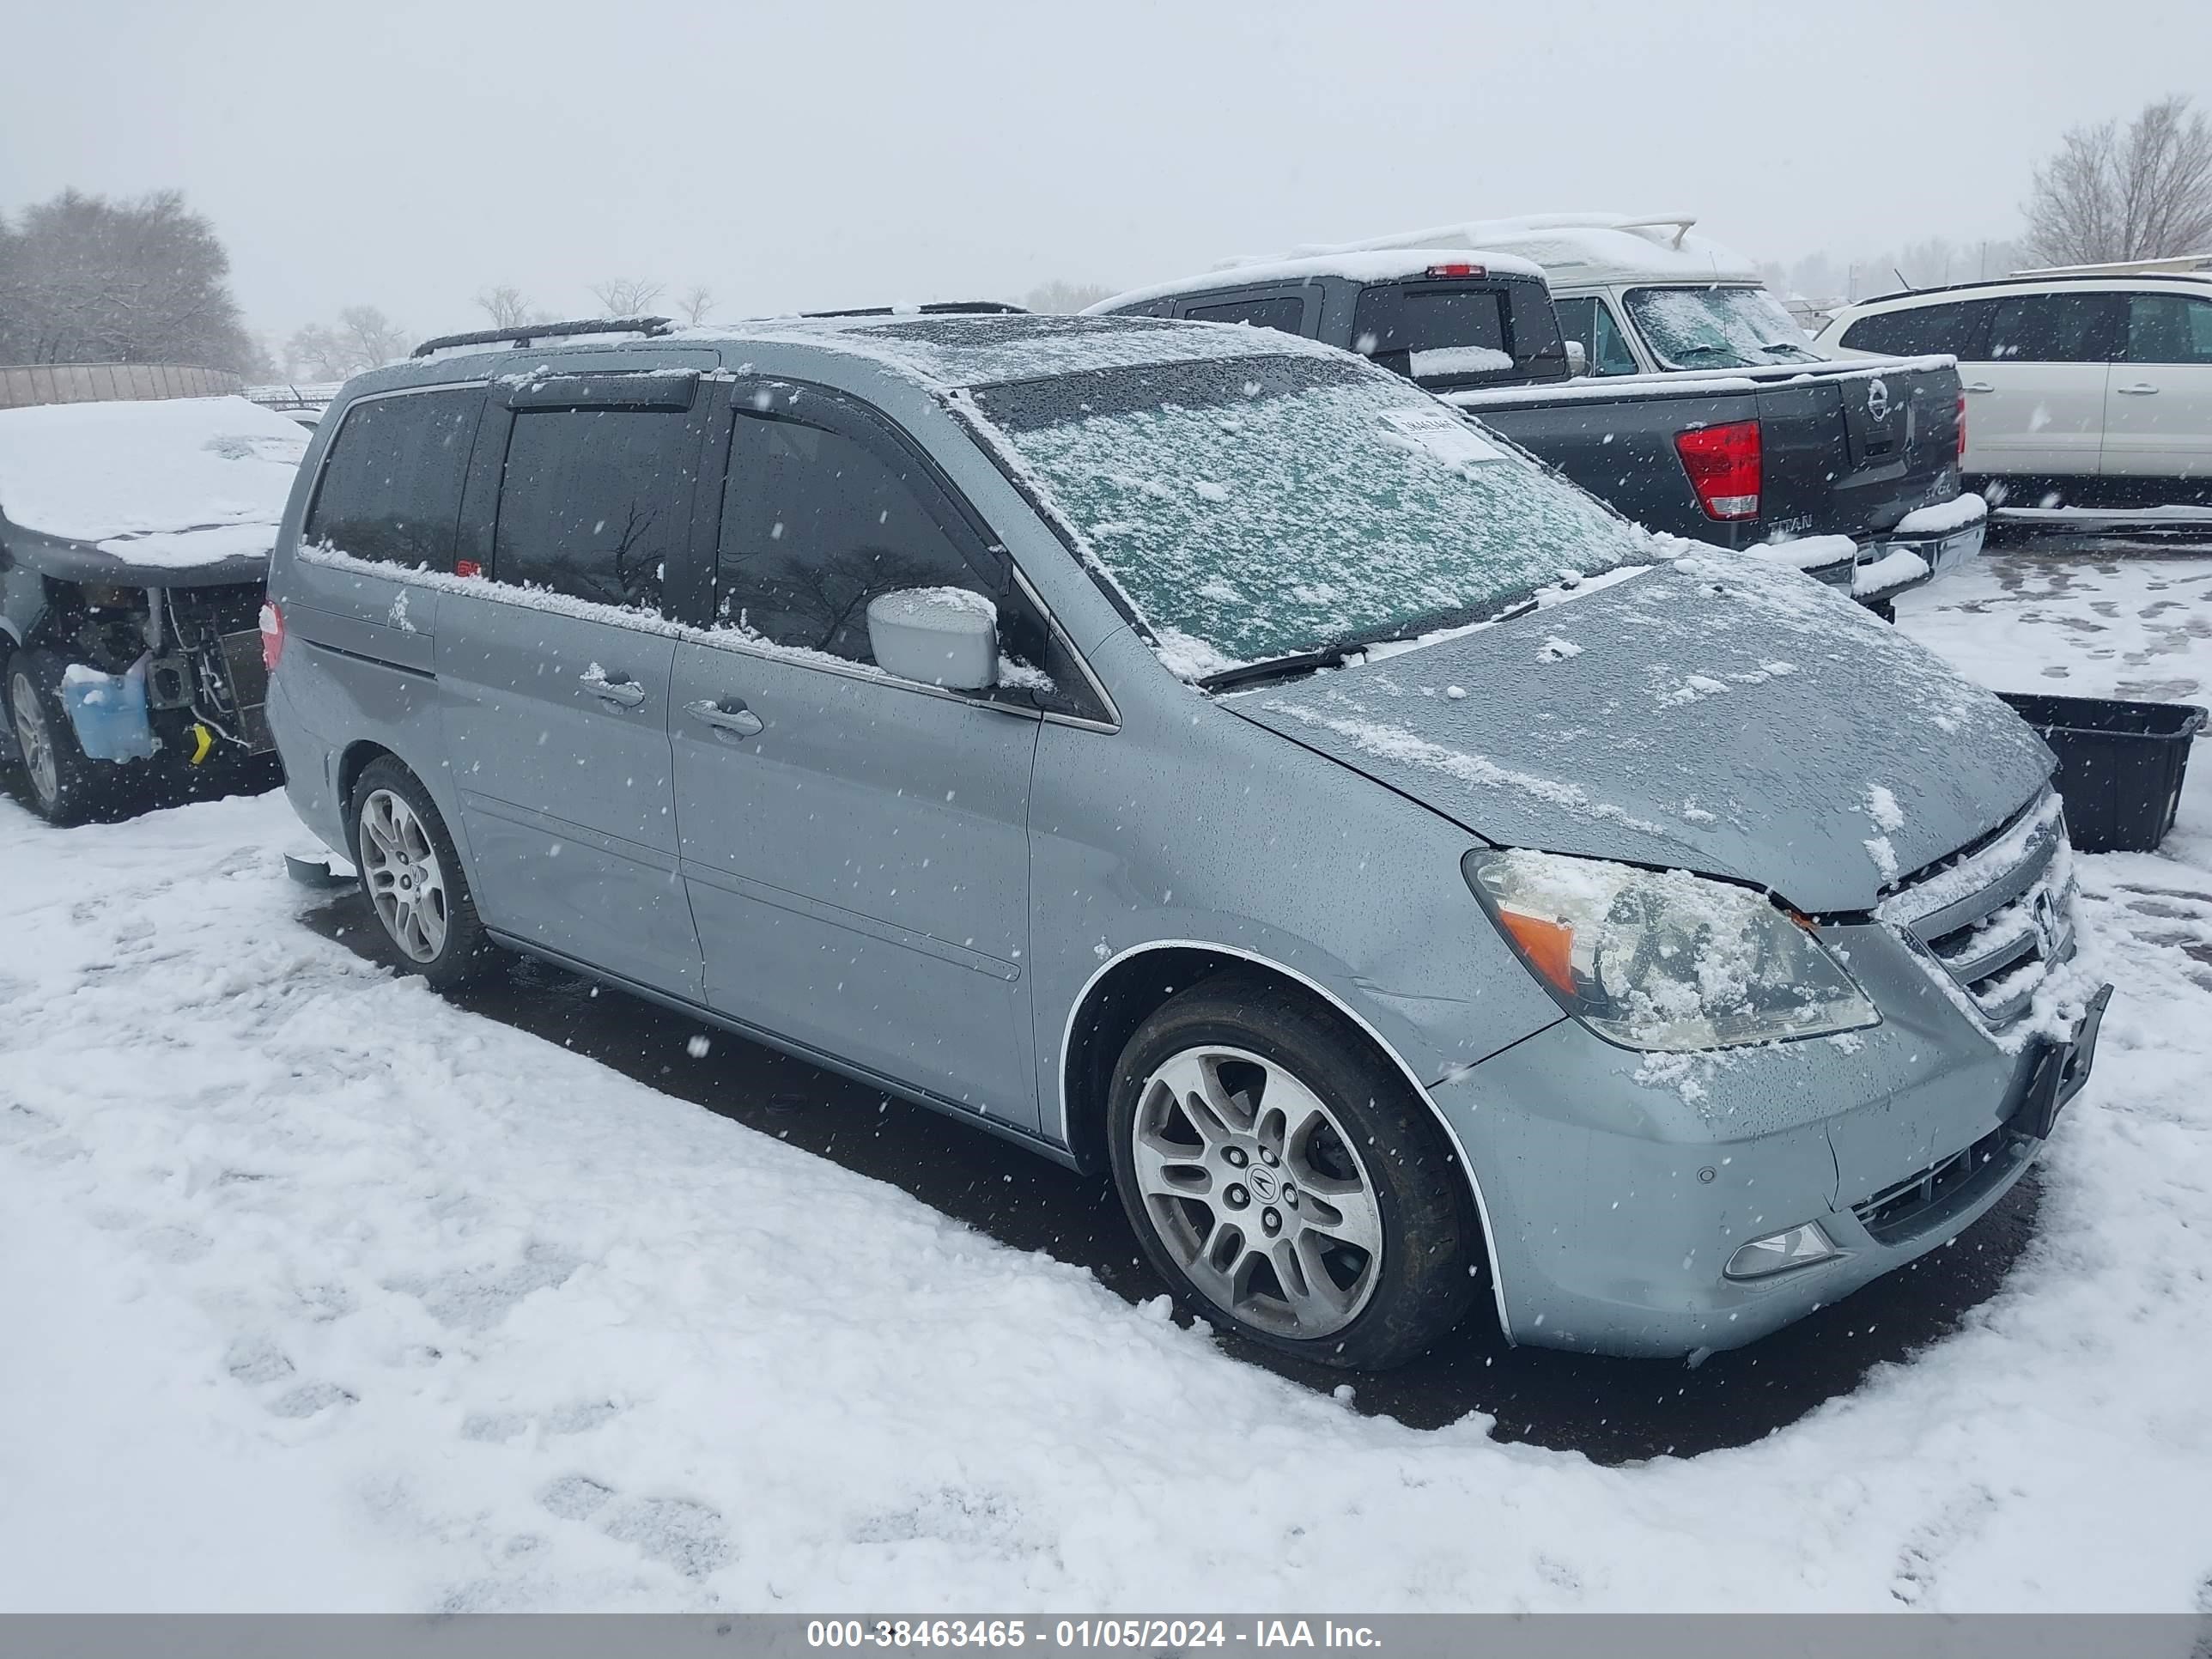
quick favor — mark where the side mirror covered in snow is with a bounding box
[1564,339,1589,379]
[866,586,999,690]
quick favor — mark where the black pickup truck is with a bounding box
[1089,253,1983,612]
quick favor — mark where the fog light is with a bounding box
[1724,1220,1840,1280]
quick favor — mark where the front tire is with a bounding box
[6,647,119,825]
[347,757,493,989]
[1106,969,1480,1370]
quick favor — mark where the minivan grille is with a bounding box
[1878,790,2077,1027]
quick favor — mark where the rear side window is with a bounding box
[492,408,699,612]
[305,388,482,568]
[1988,292,2122,362]
[2125,293,2212,364]
[1841,299,1991,358]
[716,406,984,664]
[1184,295,1309,335]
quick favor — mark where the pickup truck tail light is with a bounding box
[1424,262,1487,279]
[259,600,286,671]
[1957,392,1968,462]
[1674,420,1762,521]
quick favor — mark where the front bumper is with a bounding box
[1432,934,2107,1358]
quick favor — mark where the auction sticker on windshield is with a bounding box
[1376,406,1508,467]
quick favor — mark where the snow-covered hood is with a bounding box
[1230,548,2054,914]
[0,395,307,577]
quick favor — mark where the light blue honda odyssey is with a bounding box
[264,310,2108,1367]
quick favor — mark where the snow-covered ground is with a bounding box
[3,550,2211,1613]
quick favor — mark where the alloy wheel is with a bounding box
[10,669,58,808]
[1128,1044,1384,1339]
[359,787,449,963]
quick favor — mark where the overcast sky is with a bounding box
[4,0,2206,347]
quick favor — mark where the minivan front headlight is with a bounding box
[1463,848,1878,1052]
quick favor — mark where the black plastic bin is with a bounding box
[1997,692,2208,853]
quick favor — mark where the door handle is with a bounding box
[2115,382,2160,395]
[685,697,764,737]
[1963,381,1996,393]
[579,668,647,708]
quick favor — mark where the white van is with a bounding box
[1818,264,2212,505]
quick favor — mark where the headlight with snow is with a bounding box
[1462,848,1879,1052]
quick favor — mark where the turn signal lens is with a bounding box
[1496,908,1577,996]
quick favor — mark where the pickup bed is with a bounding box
[1090,257,1983,611]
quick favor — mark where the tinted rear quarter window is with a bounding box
[1842,300,1990,357]
[492,407,699,611]
[306,387,483,568]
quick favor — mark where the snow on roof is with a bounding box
[0,395,309,568]
[1084,249,1548,313]
[1288,213,1764,289]
[697,312,1346,388]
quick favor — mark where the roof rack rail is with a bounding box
[1861,266,2212,306]
[410,316,675,358]
[800,301,1028,319]
[2015,252,2212,277]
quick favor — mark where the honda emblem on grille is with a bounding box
[1867,377,1892,421]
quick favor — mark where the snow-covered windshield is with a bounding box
[967,354,1651,677]
[1625,286,1819,370]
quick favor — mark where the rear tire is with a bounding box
[5,647,122,825]
[347,757,494,989]
[1105,968,1480,1370]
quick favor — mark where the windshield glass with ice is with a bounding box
[968,354,1652,676]
[1625,285,1818,370]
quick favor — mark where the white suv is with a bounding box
[1819,270,2212,504]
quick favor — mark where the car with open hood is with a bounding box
[0,392,307,821]
[264,311,2108,1366]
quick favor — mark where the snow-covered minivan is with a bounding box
[266,312,2107,1366]
[1,393,308,822]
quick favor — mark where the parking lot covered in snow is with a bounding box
[3,538,2210,1613]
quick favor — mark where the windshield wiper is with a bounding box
[1199,597,1549,692]
[1197,645,1359,693]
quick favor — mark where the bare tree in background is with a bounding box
[0,188,259,373]
[1023,279,1116,314]
[2024,95,2212,267]
[677,285,715,325]
[283,306,410,381]
[590,277,665,317]
[475,285,540,328]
